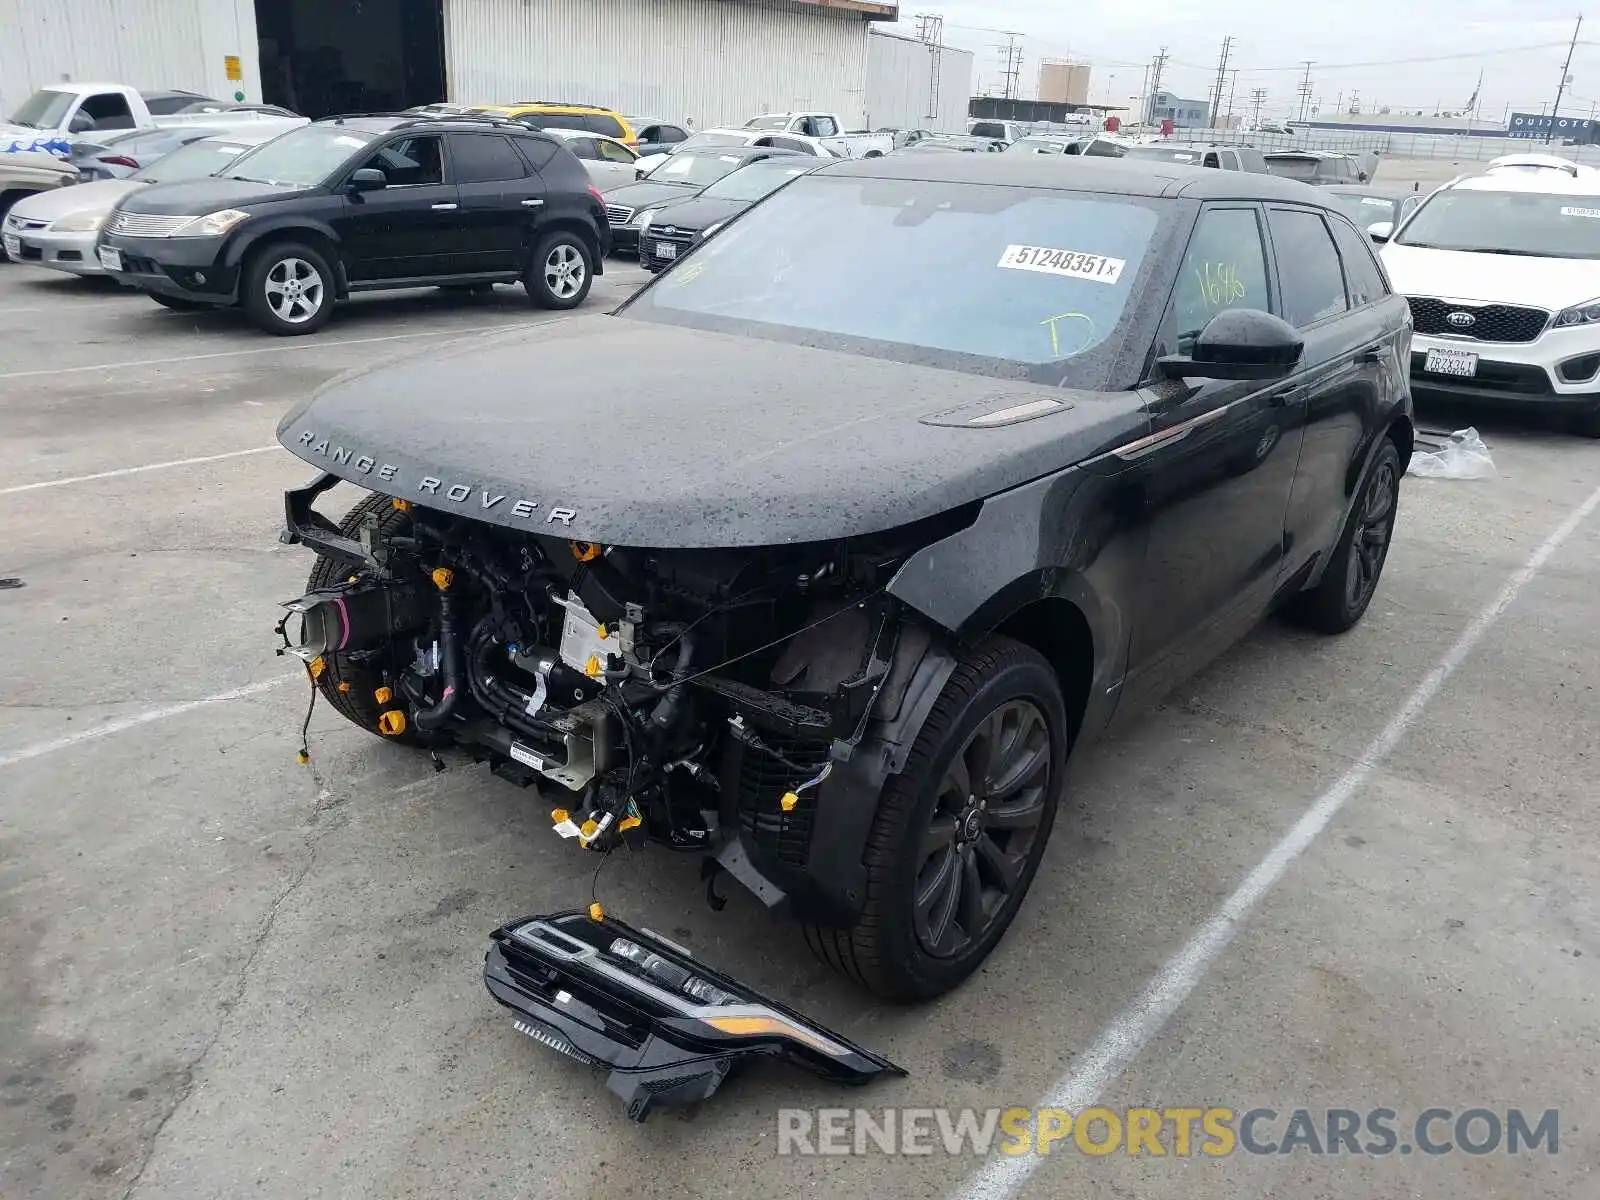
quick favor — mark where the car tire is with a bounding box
[241,240,335,335]
[804,635,1067,1001]
[524,231,594,309]
[302,491,424,746]
[1283,439,1402,635]
[148,293,212,312]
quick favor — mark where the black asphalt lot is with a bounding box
[1,257,1596,1200]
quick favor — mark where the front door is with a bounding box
[447,131,545,274]
[335,134,460,281]
[1120,204,1309,708]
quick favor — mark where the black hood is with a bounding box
[603,179,704,211]
[117,177,308,214]
[276,316,1147,549]
[640,194,750,233]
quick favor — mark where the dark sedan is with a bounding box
[601,146,801,253]
[637,157,822,271]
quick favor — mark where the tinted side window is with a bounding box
[512,135,559,171]
[1328,217,1389,306]
[580,113,626,139]
[770,137,814,154]
[449,133,527,183]
[1169,207,1272,348]
[565,137,599,160]
[82,93,135,129]
[1267,208,1350,326]
[596,139,635,163]
[658,124,689,144]
[369,135,444,186]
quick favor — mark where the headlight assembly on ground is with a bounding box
[774,1106,1561,1157]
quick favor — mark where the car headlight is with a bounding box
[49,210,105,233]
[1554,298,1600,327]
[171,209,251,238]
[637,209,657,232]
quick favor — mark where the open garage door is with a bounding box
[256,0,446,118]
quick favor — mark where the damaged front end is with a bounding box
[486,911,905,1120]
[276,472,971,927]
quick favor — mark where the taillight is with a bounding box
[97,155,140,169]
[588,184,605,205]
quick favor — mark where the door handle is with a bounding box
[1354,347,1383,364]
[1269,385,1307,407]
[431,202,458,211]
[520,198,544,207]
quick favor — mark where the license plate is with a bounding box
[1423,347,1477,377]
[654,241,677,260]
[2,233,18,259]
[97,246,122,272]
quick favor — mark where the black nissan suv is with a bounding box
[96,114,611,335]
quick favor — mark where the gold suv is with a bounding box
[470,102,638,147]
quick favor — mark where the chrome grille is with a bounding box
[106,211,194,237]
[605,204,635,226]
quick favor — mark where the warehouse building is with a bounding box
[1,0,973,135]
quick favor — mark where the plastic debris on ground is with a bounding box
[1407,427,1496,480]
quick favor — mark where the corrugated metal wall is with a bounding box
[863,28,971,133]
[444,0,873,130]
[0,0,260,118]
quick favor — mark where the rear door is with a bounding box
[448,131,546,274]
[590,138,639,187]
[335,133,461,281]
[1275,209,1406,582]
[1121,204,1308,706]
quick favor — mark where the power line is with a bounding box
[994,31,1025,100]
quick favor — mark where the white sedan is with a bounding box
[540,128,640,189]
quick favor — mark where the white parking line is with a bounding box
[0,446,280,495]
[0,676,294,770]
[956,480,1600,1200]
[0,317,549,381]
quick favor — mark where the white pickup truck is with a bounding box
[1,82,291,157]
[742,112,893,159]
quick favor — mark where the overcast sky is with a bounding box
[922,2,1596,122]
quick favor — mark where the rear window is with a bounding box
[623,175,1163,386]
[1265,157,1321,182]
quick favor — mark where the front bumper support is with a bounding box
[484,910,905,1121]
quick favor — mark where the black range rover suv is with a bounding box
[96,114,611,335]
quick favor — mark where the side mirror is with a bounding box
[68,110,97,134]
[1366,220,1394,244]
[348,167,387,192]
[1158,309,1304,381]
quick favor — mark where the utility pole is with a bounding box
[1547,12,1583,142]
[1225,69,1240,127]
[1296,61,1314,123]
[1147,45,1169,126]
[1208,36,1234,129]
[914,13,945,120]
[1249,87,1268,127]
[994,31,1024,101]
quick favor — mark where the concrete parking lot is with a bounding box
[1,253,1597,1200]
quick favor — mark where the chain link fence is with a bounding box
[1195,125,1600,165]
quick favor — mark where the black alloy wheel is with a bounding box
[1344,452,1397,618]
[913,699,1052,958]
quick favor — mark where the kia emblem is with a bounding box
[1447,311,1477,328]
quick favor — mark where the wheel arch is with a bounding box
[227,222,346,295]
[529,218,605,277]
[988,595,1095,746]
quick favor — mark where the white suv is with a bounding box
[1378,154,1600,435]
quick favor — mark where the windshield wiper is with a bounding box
[1446,246,1549,257]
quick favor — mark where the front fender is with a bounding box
[222,216,342,272]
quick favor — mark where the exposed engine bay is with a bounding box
[277,473,970,920]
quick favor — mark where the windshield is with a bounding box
[702,161,811,201]
[8,89,76,130]
[1006,138,1071,155]
[1264,157,1320,181]
[1125,146,1211,164]
[653,152,752,187]
[1328,192,1400,225]
[745,116,790,130]
[136,138,254,183]
[624,175,1161,385]
[223,125,376,187]
[1395,188,1600,258]
[674,132,749,153]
